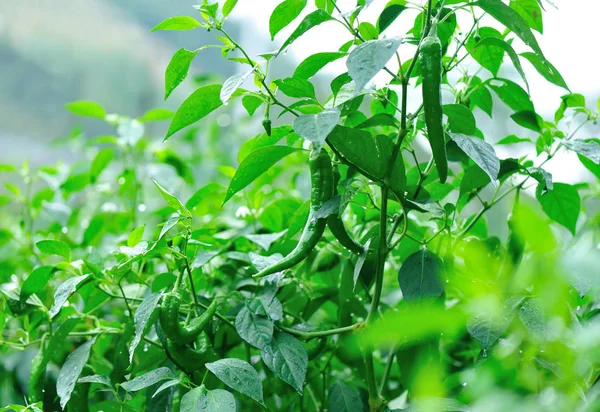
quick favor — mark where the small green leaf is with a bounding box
[20,266,56,303]
[261,332,308,393]
[510,0,543,33]
[451,133,500,184]
[293,108,340,147]
[36,240,70,259]
[121,368,175,392]
[562,139,600,164]
[235,304,274,351]
[242,94,265,116]
[150,16,201,32]
[127,225,145,247]
[328,380,363,412]
[497,134,531,145]
[511,110,542,132]
[90,148,114,182]
[377,0,407,33]
[278,10,334,54]
[65,100,106,119]
[293,52,347,80]
[165,48,200,100]
[153,180,192,217]
[224,146,302,204]
[50,275,89,318]
[465,27,505,76]
[520,52,569,90]
[166,85,223,139]
[486,78,534,112]
[269,0,308,40]
[346,36,403,94]
[536,182,580,235]
[274,77,316,99]
[181,386,236,412]
[397,249,445,302]
[206,358,264,405]
[138,108,174,122]
[443,104,476,135]
[129,292,162,362]
[222,0,239,17]
[57,338,96,409]
[221,70,253,105]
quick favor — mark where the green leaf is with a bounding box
[520,52,569,90]
[36,240,70,259]
[328,380,363,412]
[487,78,534,112]
[65,100,106,119]
[238,125,293,161]
[293,108,340,147]
[274,77,315,99]
[465,27,505,76]
[205,358,264,405]
[57,338,96,409]
[235,305,274,351]
[90,148,114,182]
[518,298,546,340]
[278,10,334,54]
[562,139,600,164]
[468,78,493,117]
[50,274,89,318]
[121,367,175,392]
[129,292,162,362]
[358,22,378,40]
[497,134,531,145]
[150,16,201,32]
[510,110,542,132]
[224,146,302,204]
[20,266,56,302]
[451,133,500,184]
[377,0,407,33]
[221,70,253,104]
[181,386,236,412]
[222,0,239,17]
[536,182,580,235]
[476,0,544,58]
[555,93,585,123]
[242,94,265,116]
[127,225,145,248]
[397,249,445,302]
[261,332,308,393]
[165,48,200,100]
[166,84,223,139]
[469,36,529,92]
[346,36,403,94]
[443,104,476,135]
[293,52,347,80]
[269,0,308,40]
[510,0,543,33]
[153,180,192,217]
[139,108,175,122]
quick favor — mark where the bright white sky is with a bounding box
[230,0,600,183]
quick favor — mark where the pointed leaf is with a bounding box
[181,386,236,412]
[221,70,253,105]
[536,182,580,235]
[397,249,445,302]
[235,305,274,351]
[129,292,162,362]
[121,367,175,392]
[293,108,340,147]
[165,48,200,100]
[294,52,347,80]
[328,380,363,412]
[269,0,308,40]
[205,358,264,405]
[65,100,106,118]
[346,36,403,93]
[166,85,223,139]
[153,180,191,217]
[562,139,600,164]
[278,10,334,54]
[261,332,308,394]
[451,133,500,184]
[50,275,90,318]
[151,16,201,32]
[57,338,96,409]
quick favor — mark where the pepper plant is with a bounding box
[2,0,600,411]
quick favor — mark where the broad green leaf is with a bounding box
[139,108,174,122]
[20,266,56,303]
[562,139,600,164]
[468,78,493,116]
[465,27,505,76]
[520,52,569,90]
[244,232,286,251]
[293,52,347,80]
[205,358,264,405]
[497,134,531,145]
[278,10,334,54]
[36,239,70,259]
[397,249,445,301]
[50,274,89,318]
[129,292,162,362]
[242,94,265,116]
[181,386,236,412]
[247,295,283,321]
[293,108,340,147]
[150,16,201,32]
[269,0,308,40]
[164,48,200,100]
[519,298,546,340]
[511,110,542,132]
[90,148,114,182]
[451,133,500,185]
[377,0,407,33]
[221,69,253,105]
[235,305,274,351]
[261,332,308,393]
[238,125,294,161]
[0,164,17,173]
[274,77,315,99]
[315,0,336,13]
[476,0,544,57]
[77,375,112,387]
[510,0,543,33]
[346,36,403,94]
[57,338,96,409]
[487,78,534,112]
[443,104,476,135]
[358,22,378,40]
[121,367,175,392]
[65,100,106,119]
[127,225,145,248]
[555,93,585,123]
[222,0,239,17]
[153,180,192,217]
[328,380,363,412]
[528,166,553,190]
[166,84,223,139]
[467,313,507,350]
[468,36,529,91]
[223,146,302,204]
[536,182,580,235]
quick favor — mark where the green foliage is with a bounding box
[2,1,600,412]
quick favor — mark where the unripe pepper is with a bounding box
[159,293,219,345]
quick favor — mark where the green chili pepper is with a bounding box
[305,337,327,361]
[28,334,48,404]
[166,332,214,375]
[159,293,219,345]
[420,18,448,183]
[326,164,364,255]
[253,148,333,278]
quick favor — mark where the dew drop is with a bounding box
[137,204,147,212]
[61,226,68,234]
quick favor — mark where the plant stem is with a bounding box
[279,323,360,340]
[378,349,396,396]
